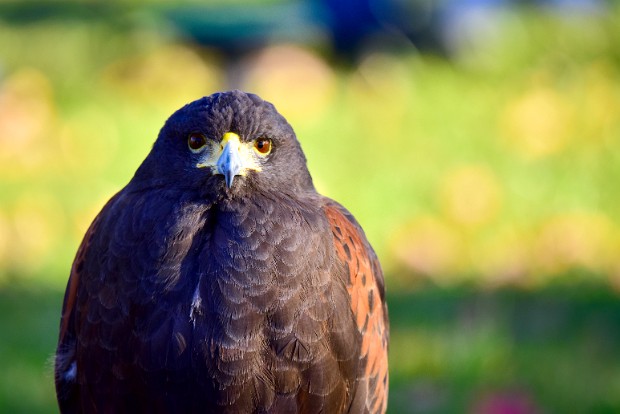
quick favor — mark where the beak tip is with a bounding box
[216,136,244,189]
[225,174,234,188]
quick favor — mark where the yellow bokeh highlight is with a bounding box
[473,225,533,287]
[501,84,571,159]
[347,52,413,139]
[392,216,462,281]
[59,107,119,173]
[242,44,336,126]
[440,165,502,227]
[578,62,620,145]
[9,191,65,276]
[100,44,223,112]
[533,212,618,277]
[0,68,56,174]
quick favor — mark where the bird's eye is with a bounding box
[254,138,272,155]
[188,132,207,152]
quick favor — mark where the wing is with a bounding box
[55,189,203,413]
[323,199,389,414]
[54,193,120,413]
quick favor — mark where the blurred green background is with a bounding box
[1,0,620,412]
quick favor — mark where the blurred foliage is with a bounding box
[3,282,620,413]
[1,4,620,289]
[1,2,620,413]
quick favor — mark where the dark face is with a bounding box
[134,90,315,199]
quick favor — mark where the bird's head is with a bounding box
[134,90,315,198]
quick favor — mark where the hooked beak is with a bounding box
[195,131,262,188]
[216,132,244,188]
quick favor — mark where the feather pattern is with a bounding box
[55,90,388,413]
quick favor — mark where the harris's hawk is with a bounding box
[55,90,388,413]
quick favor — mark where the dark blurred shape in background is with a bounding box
[1,0,619,413]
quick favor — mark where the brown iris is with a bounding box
[188,132,207,151]
[254,138,272,155]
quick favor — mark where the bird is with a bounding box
[55,90,388,413]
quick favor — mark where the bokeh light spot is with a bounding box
[10,191,65,276]
[534,212,616,276]
[392,216,462,281]
[242,44,336,126]
[440,165,502,227]
[100,44,222,113]
[501,85,571,159]
[0,68,56,171]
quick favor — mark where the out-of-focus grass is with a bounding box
[1,4,620,413]
[2,282,620,413]
[0,284,60,413]
[388,280,620,413]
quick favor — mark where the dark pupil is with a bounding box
[189,134,205,149]
[257,139,269,151]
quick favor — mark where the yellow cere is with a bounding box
[196,132,263,175]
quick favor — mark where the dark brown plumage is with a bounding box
[55,90,388,413]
